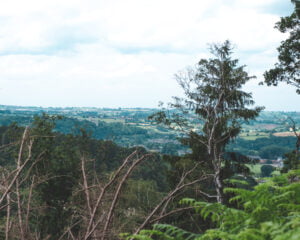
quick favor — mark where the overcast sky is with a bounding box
[0,0,298,110]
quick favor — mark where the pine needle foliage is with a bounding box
[125,170,300,240]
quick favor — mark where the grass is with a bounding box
[98,118,125,123]
[247,164,262,177]
[271,170,281,176]
[239,132,269,140]
[247,164,281,178]
[273,131,300,137]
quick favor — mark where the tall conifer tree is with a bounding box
[151,41,263,203]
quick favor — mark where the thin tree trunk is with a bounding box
[5,193,11,240]
[214,169,223,204]
[25,176,35,234]
[16,127,28,240]
[16,178,25,240]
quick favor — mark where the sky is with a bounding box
[0,0,298,111]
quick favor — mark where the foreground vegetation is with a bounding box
[0,115,298,239]
[126,170,300,240]
[0,117,169,239]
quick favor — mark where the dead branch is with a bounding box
[0,127,33,206]
[25,176,36,234]
[83,150,138,239]
[149,206,195,224]
[287,117,300,153]
[5,193,11,240]
[81,156,93,218]
[99,153,151,240]
[133,163,213,235]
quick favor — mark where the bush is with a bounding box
[261,164,275,177]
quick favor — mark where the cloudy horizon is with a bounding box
[0,0,298,111]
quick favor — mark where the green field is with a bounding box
[239,132,269,140]
[98,118,125,123]
[247,164,262,176]
[247,164,281,178]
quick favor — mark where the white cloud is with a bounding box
[0,0,298,110]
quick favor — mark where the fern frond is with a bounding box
[225,179,249,186]
[195,229,234,240]
[154,224,201,240]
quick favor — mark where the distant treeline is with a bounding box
[0,113,186,154]
[227,136,296,159]
[0,112,298,159]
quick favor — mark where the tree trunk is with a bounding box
[214,169,223,204]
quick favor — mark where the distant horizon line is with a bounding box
[0,104,299,113]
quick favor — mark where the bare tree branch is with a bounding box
[83,150,138,239]
[150,206,195,224]
[134,165,213,235]
[0,127,33,206]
